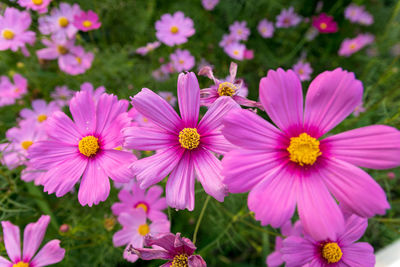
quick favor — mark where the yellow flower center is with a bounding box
[261,27,267,33]
[37,114,47,123]
[349,43,357,50]
[14,88,20,93]
[179,128,200,150]
[21,141,33,150]
[57,45,68,55]
[75,57,82,64]
[2,29,15,40]
[320,22,327,30]
[233,50,239,56]
[237,29,243,35]
[287,133,322,166]
[298,68,304,75]
[321,242,343,264]
[137,224,150,236]
[13,262,29,267]
[58,17,69,27]
[170,26,179,34]
[135,203,149,213]
[83,20,92,28]
[171,254,188,267]
[32,0,43,5]
[114,146,122,150]
[78,135,100,157]
[218,82,236,96]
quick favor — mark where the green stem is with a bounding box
[192,195,211,245]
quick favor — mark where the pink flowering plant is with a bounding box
[0,1,399,266]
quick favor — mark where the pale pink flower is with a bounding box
[345,4,374,25]
[224,42,245,60]
[136,41,160,56]
[19,99,60,126]
[229,21,250,41]
[170,49,195,72]
[51,85,74,107]
[219,33,237,48]
[155,11,195,46]
[258,19,274,38]
[158,91,177,107]
[0,73,27,107]
[338,33,374,57]
[58,46,94,75]
[276,7,302,28]
[18,0,52,14]
[292,60,313,81]
[202,0,219,10]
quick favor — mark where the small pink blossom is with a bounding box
[19,99,60,127]
[229,21,250,41]
[155,11,195,47]
[202,0,219,10]
[292,60,313,81]
[276,6,302,28]
[18,0,52,14]
[353,103,366,117]
[345,4,374,25]
[258,19,274,38]
[51,85,74,107]
[158,91,177,107]
[73,10,101,31]
[219,33,237,48]
[224,42,245,60]
[136,41,160,56]
[339,33,374,57]
[0,73,27,107]
[170,49,195,72]
[58,46,94,75]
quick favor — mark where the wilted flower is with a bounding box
[155,11,195,46]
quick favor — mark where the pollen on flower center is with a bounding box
[233,50,239,55]
[287,133,322,166]
[83,20,92,28]
[179,128,200,150]
[57,45,68,55]
[170,26,179,34]
[58,17,69,27]
[320,22,327,29]
[32,0,43,5]
[134,202,149,213]
[75,57,82,64]
[37,114,47,122]
[137,224,150,236]
[13,261,29,267]
[2,29,15,40]
[171,254,188,267]
[21,141,33,150]
[78,135,100,157]
[349,43,357,50]
[321,242,343,264]
[218,82,236,96]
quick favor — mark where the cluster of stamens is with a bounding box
[37,114,48,123]
[170,26,179,34]
[287,133,322,166]
[21,141,33,150]
[57,45,68,55]
[2,29,15,40]
[137,224,150,236]
[13,261,29,267]
[32,0,43,5]
[179,128,200,150]
[78,135,100,157]
[321,242,343,264]
[83,20,92,28]
[171,254,188,267]
[58,17,69,27]
[217,82,236,96]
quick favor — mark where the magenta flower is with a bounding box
[158,91,177,107]
[51,85,75,107]
[113,209,170,263]
[338,33,374,57]
[28,91,136,206]
[222,68,400,241]
[202,0,219,10]
[344,4,374,25]
[0,215,65,266]
[224,42,245,60]
[20,100,60,126]
[229,21,250,41]
[123,72,239,210]
[39,3,81,41]
[282,214,375,266]
[0,8,36,54]
[276,6,302,28]
[0,73,28,107]
[312,13,338,33]
[112,182,168,221]
[58,46,94,75]
[131,232,206,267]
[73,10,101,32]
[198,62,261,108]
[155,11,195,47]
[136,41,160,56]
[18,0,52,14]
[292,60,313,81]
[170,49,195,72]
[258,19,274,38]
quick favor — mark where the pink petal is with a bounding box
[222,108,285,150]
[304,68,363,138]
[177,72,200,128]
[28,141,78,170]
[78,160,110,206]
[145,185,164,203]
[0,256,11,265]
[69,91,96,134]
[166,153,195,211]
[193,149,226,202]
[123,126,177,151]
[320,158,390,218]
[281,236,315,267]
[259,68,303,136]
[30,240,65,267]
[1,221,20,262]
[266,251,284,267]
[341,242,375,267]
[131,146,184,189]
[95,93,126,135]
[98,150,136,183]
[22,215,50,261]
[322,125,400,169]
[132,247,172,261]
[200,133,233,154]
[297,169,344,241]
[131,88,181,134]
[188,255,207,267]
[248,164,297,228]
[338,214,367,246]
[45,111,81,144]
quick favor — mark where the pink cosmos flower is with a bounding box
[219,33,237,48]
[258,19,274,38]
[353,103,366,117]
[0,8,36,54]
[123,72,239,210]
[0,73,27,107]
[28,91,136,206]
[198,62,261,108]
[36,35,75,62]
[292,60,313,81]
[112,183,168,221]
[282,214,375,266]
[202,0,219,10]
[113,209,170,263]
[0,215,65,266]
[131,232,206,267]
[170,49,195,72]
[344,4,373,25]
[58,46,94,75]
[338,33,374,57]
[276,6,302,28]
[73,10,101,32]
[38,3,81,41]
[222,68,400,241]
[51,85,74,107]
[312,13,338,33]
[158,91,177,107]
[387,172,396,180]
[229,21,250,41]
[224,42,245,60]
[244,49,254,60]
[18,0,52,14]
[136,41,160,56]
[80,82,105,102]
[155,11,195,47]
[20,99,60,127]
